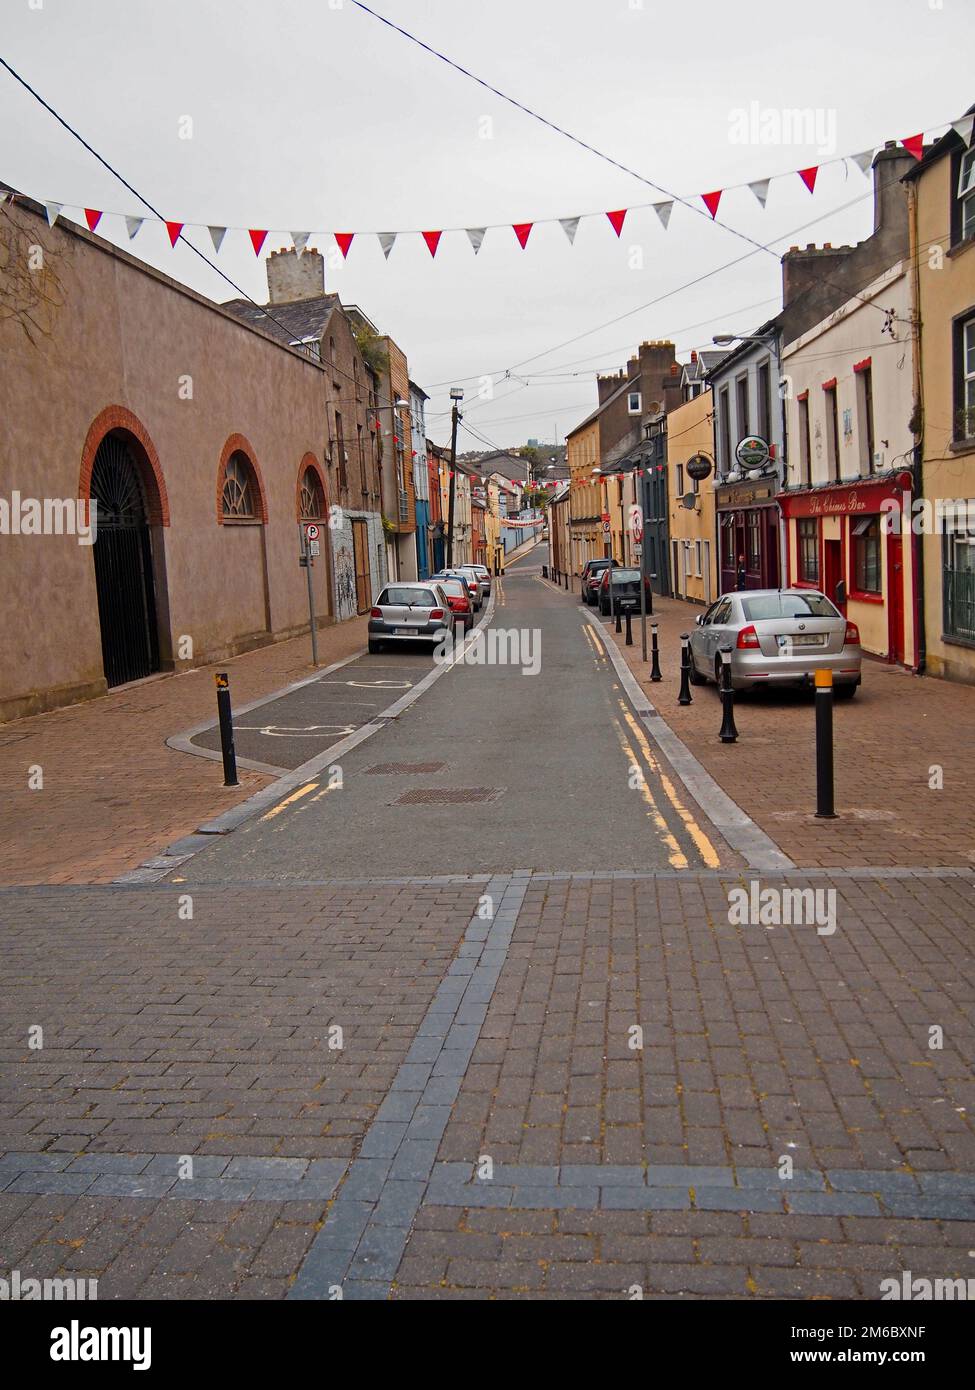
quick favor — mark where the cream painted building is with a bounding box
[666,385,719,606]
[904,112,975,683]
[566,414,602,572]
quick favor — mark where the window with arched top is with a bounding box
[299,465,326,520]
[221,451,257,519]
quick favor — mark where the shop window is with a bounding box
[852,515,881,594]
[797,517,819,583]
[746,512,760,570]
[721,516,735,569]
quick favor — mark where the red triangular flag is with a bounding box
[606,209,627,237]
[902,132,924,161]
[165,221,183,247]
[249,229,268,256]
[422,230,442,258]
[84,209,102,232]
[798,166,819,194]
[701,190,722,220]
[512,222,533,249]
[334,232,354,259]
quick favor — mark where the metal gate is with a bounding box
[90,433,160,687]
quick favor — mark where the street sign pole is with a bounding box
[300,522,320,667]
[637,474,648,661]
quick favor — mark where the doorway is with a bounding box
[888,535,904,663]
[824,539,844,612]
[90,433,160,687]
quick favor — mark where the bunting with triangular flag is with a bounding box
[291,231,310,253]
[701,190,722,220]
[466,227,486,254]
[559,216,580,244]
[125,216,144,240]
[422,229,442,258]
[249,229,268,256]
[606,208,627,237]
[84,209,102,232]
[45,201,61,228]
[378,232,397,260]
[334,232,354,259]
[748,179,770,208]
[797,166,819,194]
[652,201,673,230]
[209,226,227,253]
[850,149,875,176]
[165,221,183,247]
[902,133,924,161]
[512,222,533,249]
[952,114,975,146]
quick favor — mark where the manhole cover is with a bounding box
[365,761,447,775]
[392,787,504,805]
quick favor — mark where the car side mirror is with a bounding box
[695,615,704,625]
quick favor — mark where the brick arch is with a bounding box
[296,452,329,521]
[80,405,170,526]
[216,433,269,524]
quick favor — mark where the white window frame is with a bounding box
[959,148,975,242]
[627,391,642,415]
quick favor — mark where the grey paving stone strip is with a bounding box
[0,1152,347,1204]
[288,873,527,1301]
[421,1162,975,1221]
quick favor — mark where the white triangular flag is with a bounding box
[378,231,397,260]
[952,114,975,147]
[125,216,144,240]
[209,225,227,253]
[748,179,770,208]
[291,231,310,253]
[466,227,486,254]
[559,216,581,244]
[850,149,874,176]
[652,200,673,230]
[45,201,62,227]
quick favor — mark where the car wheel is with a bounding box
[368,639,382,654]
[835,683,857,701]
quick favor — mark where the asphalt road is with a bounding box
[177,544,731,881]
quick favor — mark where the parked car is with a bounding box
[435,567,481,611]
[457,564,490,606]
[429,574,475,631]
[687,589,862,696]
[466,563,492,598]
[368,582,455,654]
[580,557,619,606]
[597,566,653,616]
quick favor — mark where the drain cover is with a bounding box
[365,761,447,775]
[392,787,504,805]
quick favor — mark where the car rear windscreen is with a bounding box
[380,588,437,606]
[741,593,837,620]
[613,569,641,583]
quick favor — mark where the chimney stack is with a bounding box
[266,246,326,304]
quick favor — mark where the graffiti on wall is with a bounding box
[334,542,357,621]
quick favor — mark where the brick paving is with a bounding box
[574,582,975,869]
[0,618,367,886]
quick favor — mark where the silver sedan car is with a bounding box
[688,589,862,697]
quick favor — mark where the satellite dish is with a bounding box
[681,492,698,510]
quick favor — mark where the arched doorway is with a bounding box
[90,432,160,686]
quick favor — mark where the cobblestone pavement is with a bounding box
[1,868,972,1299]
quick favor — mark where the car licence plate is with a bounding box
[781,633,825,647]
[394,626,419,635]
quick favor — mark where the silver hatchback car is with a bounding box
[688,589,862,697]
[368,581,455,654]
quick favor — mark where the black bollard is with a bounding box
[542,564,548,579]
[814,668,837,818]
[678,634,693,706]
[563,572,569,590]
[718,647,738,743]
[649,622,662,681]
[215,672,239,787]
[625,611,633,646]
[615,610,622,633]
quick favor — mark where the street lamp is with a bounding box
[446,387,464,567]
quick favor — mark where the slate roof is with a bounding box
[221,294,340,349]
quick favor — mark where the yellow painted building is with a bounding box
[904,112,975,683]
[566,414,603,573]
[666,388,719,605]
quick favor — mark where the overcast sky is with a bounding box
[2,0,972,450]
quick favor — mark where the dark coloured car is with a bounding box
[581,557,618,606]
[597,566,652,616]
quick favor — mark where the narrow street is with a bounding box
[1,542,973,1303]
